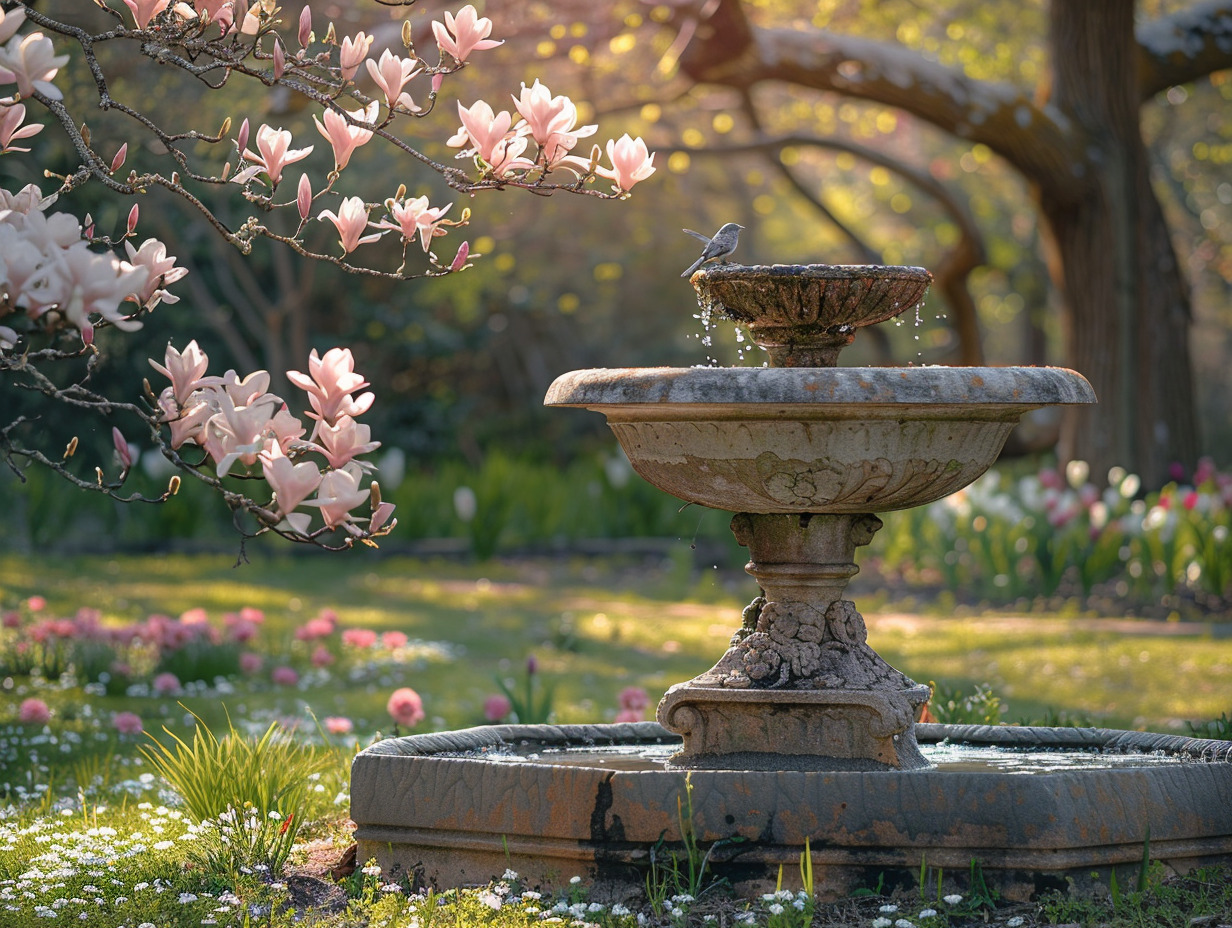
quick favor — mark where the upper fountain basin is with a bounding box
[546,366,1096,513]
[692,264,933,367]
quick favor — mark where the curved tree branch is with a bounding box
[1137,0,1232,100]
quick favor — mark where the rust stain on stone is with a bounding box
[969,375,985,387]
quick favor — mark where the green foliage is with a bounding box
[927,681,1004,726]
[646,773,734,911]
[1188,711,1232,740]
[139,708,329,873]
[495,656,557,725]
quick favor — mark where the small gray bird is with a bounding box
[680,222,744,277]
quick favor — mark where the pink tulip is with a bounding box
[374,195,453,253]
[153,671,182,695]
[286,347,374,425]
[294,614,335,640]
[239,651,264,675]
[341,627,378,648]
[432,5,503,63]
[615,708,643,724]
[271,665,300,686]
[381,630,408,649]
[338,31,373,80]
[317,196,383,254]
[240,124,313,186]
[387,687,424,727]
[312,101,378,172]
[113,711,144,734]
[483,694,511,722]
[0,103,43,153]
[619,686,650,712]
[597,134,656,192]
[324,716,353,735]
[366,49,422,111]
[18,697,51,724]
[0,32,71,100]
[240,606,265,624]
[25,595,46,612]
[311,644,335,667]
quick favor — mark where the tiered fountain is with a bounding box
[351,264,1232,901]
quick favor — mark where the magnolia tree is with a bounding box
[0,0,654,550]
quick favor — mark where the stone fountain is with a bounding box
[351,263,1232,901]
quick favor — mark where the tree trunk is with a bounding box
[1041,0,1197,486]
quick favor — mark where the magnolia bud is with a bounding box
[127,204,139,234]
[81,324,94,346]
[96,466,104,486]
[460,206,471,222]
[143,377,156,402]
[169,474,181,495]
[220,115,232,137]
[395,183,407,201]
[296,173,312,220]
[431,72,443,94]
[81,123,91,147]
[111,143,128,173]
[64,436,79,459]
[370,481,381,508]
[401,19,413,49]
[324,21,336,45]
[298,5,312,46]
[273,37,285,79]
[237,117,250,154]
[449,240,469,271]
[112,427,133,468]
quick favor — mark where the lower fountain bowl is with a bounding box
[350,722,1232,902]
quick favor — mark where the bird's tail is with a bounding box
[680,256,707,278]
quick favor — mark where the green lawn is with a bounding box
[2,552,1228,735]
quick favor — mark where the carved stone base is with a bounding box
[658,683,930,770]
[655,511,931,769]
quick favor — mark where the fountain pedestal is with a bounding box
[659,512,929,769]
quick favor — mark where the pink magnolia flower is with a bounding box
[113,711,144,734]
[150,340,211,405]
[597,134,656,192]
[448,100,533,177]
[0,32,71,101]
[306,465,371,529]
[199,390,285,477]
[338,31,373,80]
[432,5,503,63]
[324,716,354,735]
[374,195,452,253]
[387,686,424,727]
[0,102,44,153]
[123,238,188,309]
[260,443,323,515]
[341,627,378,648]
[310,644,335,667]
[43,243,150,333]
[366,49,421,111]
[0,324,17,351]
[18,697,51,724]
[312,101,378,172]
[483,694,511,722]
[302,415,380,469]
[240,124,313,186]
[0,6,28,45]
[271,665,300,686]
[317,196,383,254]
[152,671,181,695]
[286,347,374,424]
[381,630,408,649]
[239,651,264,675]
[123,0,171,28]
[512,80,596,171]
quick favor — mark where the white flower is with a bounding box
[872,919,892,928]
[880,905,899,913]
[768,903,784,915]
[895,920,915,928]
[502,869,519,881]
[1006,919,1025,928]
[362,863,381,877]
[178,892,198,903]
[919,909,937,918]
[943,894,963,905]
[569,875,582,884]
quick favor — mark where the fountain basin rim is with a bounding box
[545,365,1097,410]
[692,262,932,281]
